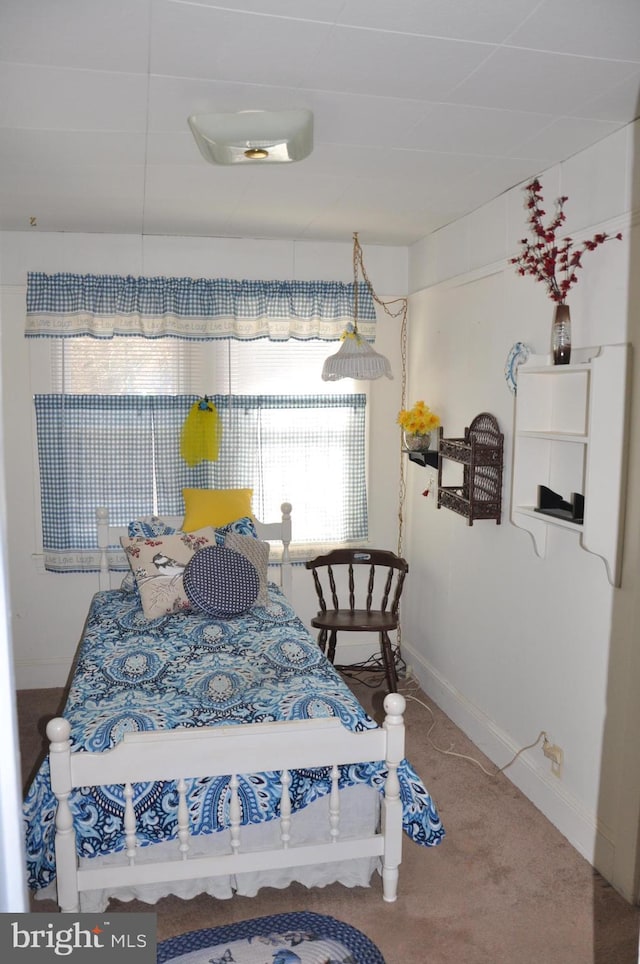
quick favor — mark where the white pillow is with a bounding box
[120,527,219,619]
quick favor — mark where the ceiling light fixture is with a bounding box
[322,232,404,382]
[188,109,313,165]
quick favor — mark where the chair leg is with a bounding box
[380,631,398,693]
[328,630,338,664]
[317,628,328,655]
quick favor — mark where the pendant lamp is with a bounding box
[321,233,394,381]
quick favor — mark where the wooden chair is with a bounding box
[305,548,409,692]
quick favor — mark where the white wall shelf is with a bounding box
[511,344,630,586]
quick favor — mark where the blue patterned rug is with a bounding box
[157,911,386,963]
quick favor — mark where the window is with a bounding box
[32,337,368,570]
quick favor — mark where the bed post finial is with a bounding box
[46,716,71,746]
[280,502,292,546]
[383,692,405,721]
[279,502,292,597]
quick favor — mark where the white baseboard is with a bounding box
[15,658,71,691]
[332,639,383,667]
[402,641,616,882]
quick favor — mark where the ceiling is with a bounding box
[1,0,640,247]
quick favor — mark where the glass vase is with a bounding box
[552,303,571,365]
[403,431,432,452]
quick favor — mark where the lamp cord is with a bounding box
[351,233,408,553]
[400,680,548,778]
[351,231,409,642]
[352,232,408,332]
[352,233,360,335]
[397,303,407,558]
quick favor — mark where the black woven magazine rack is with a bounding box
[437,412,504,524]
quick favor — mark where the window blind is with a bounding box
[32,338,369,571]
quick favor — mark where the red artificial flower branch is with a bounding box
[510,178,622,304]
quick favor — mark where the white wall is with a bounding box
[402,120,640,902]
[0,232,407,689]
[0,302,28,911]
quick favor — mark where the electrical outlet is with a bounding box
[543,738,563,777]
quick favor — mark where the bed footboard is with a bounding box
[46,694,405,913]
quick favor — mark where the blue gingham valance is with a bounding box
[25,273,377,341]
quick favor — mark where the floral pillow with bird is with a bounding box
[120,527,219,620]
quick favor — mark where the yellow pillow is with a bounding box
[182,488,253,531]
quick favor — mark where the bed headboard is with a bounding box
[96,502,292,598]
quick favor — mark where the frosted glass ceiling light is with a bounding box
[322,232,395,382]
[188,109,313,165]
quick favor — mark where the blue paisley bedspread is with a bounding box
[24,585,444,892]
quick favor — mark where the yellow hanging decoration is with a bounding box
[180,397,221,466]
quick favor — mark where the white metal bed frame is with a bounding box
[43,501,405,912]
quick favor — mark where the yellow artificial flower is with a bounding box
[396,400,440,434]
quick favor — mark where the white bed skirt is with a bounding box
[37,785,380,912]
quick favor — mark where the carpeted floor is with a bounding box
[17,676,640,964]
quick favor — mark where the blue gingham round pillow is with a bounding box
[183,546,259,618]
